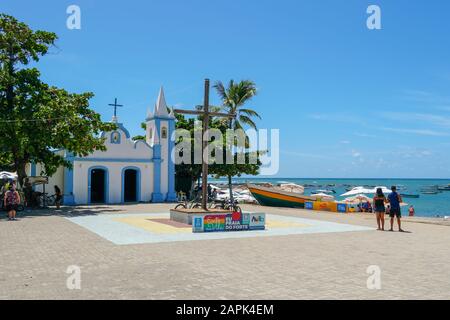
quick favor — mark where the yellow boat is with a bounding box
[247,184,314,208]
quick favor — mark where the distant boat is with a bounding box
[247,184,314,208]
[314,189,336,194]
[400,193,420,198]
[422,191,439,195]
[437,185,450,191]
[421,188,440,195]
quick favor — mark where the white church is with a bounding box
[28,88,178,205]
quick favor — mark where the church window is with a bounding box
[111,131,121,144]
[161,127,167,139]
[149,128,153,139]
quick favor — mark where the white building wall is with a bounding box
[72,160,154,205]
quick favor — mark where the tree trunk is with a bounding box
[227,117,235,205]
[16,162,27,189]
[228,174,234,204]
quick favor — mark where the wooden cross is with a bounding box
[108,98,123,118]
[174,79,236,210]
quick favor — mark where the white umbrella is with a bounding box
[0,171,18,180]
[344,194,371,203]
[279,183,305,194]
[341,187,373,197]
[310,193,335,201]
[370,186,392,194]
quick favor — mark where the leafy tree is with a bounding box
[212,80,260,202]
[174,114,203,197]
[0,14,115,188]
[173,109,263,201]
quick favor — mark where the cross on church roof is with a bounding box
[108,98,123,121]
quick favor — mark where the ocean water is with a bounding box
[210,177,450,218]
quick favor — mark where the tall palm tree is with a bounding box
[214,80,260,130]
[213,80,260,204]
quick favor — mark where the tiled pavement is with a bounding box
[0,203,449,299]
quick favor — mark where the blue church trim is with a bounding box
[166,120,177,202]
[152,144,164,203]
[63,154,75,205]
[87,166,109,204]
[30,162,37,192]
[121,166,141,203]
[30,163,37,176]
[100,123,130,140]
[133,140,152,149]
[73,157,154,163]
[117,123,131,138]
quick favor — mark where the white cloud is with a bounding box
[381,112,450,128]
[308,113,366,125]
[351,149,361,157]
[354,132,377,138]
[381,127,449,137]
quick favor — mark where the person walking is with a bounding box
[387,186,405,232]
[373,188,387,231]
[54,185,62,210]
[4,183,20,221]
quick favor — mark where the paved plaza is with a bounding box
[1,203,449,299]
[67,212,372,245]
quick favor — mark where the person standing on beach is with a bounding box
[387,186,404,232]
[373,188,387,231]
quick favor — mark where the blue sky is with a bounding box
[2,0,450,178]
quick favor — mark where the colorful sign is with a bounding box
[192,212,266,233]
[203,215,226,232]
[304,201,349,213]
[337,203,348,213]
[249,213,266,230]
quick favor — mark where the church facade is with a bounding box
[29,88,177,205]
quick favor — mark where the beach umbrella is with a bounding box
[344,194,371,203]
[279,183,305,194]
[310,193,335,201]
[0,171,18,180]
[371,186,392,194]
[341,187,373,197]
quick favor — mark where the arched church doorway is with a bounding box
[90,168,107,203]
[123,168,139,202]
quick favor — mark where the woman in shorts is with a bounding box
[373,188,387,231]
[4,184,20,221]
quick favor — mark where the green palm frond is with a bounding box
[213,79,259,130]
[238,115,257,129]
[239,108,261,119]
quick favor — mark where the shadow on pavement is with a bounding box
[1,205,123,220]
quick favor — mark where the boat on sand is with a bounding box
[247,184,314,208]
